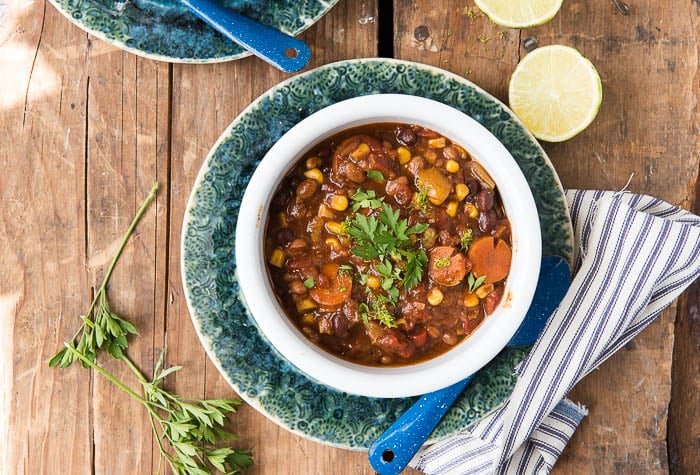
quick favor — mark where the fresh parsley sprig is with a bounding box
[350,188,384,211]
[49,182,252,475]
[344,193,429,323]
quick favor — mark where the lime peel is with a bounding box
[508,45,602,142]
[474,0,564,28]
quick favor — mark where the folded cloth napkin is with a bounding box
[410,190,700,475]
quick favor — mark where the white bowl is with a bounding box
[236,94,541,398]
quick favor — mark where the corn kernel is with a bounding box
[465,203,479,219]
[475,283,495,299]
[446,201,459,217]
[296,298,317,312]
[428,137,447,149]
[445,159,460,173]
[269,248,285,268]
[278,212,288,228]
[325,237,341,251]
[329,194,349,211]
[301,313,315,325]
[455,183,469,201]
[350,143,371,160]
[464,292,479,308]
[366,275,381,290]
[304,168,324,184]
[325,220,343,235]
[427,288,444,306]
[397,146,412,165]
[305,156,321,169]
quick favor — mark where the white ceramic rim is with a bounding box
[236,94,541,398]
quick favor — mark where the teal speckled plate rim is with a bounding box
[48,0,339,63]
[181,58,574,450]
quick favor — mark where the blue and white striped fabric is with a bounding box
[410,190,700,475]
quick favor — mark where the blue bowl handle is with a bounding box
[180,0,311,72]
[368,376,474,475]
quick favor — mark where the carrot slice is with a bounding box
[467,236,511,284]
[309,263,353,307]
[428,246,467,286]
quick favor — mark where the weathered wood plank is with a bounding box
[1,2,93,473]
[82,32,170,475]
[167,1,379,473]
[668,180,700,474]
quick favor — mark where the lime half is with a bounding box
[508,45,602,142]
[474,0,564,28]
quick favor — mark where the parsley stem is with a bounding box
[122,353,149,384]
[68,183,159,344]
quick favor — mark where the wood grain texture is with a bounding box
[668,185,700,474]
[84,41,169,474]
[166,1,380,474]
[2,0,699,473]
[1,2,94,473]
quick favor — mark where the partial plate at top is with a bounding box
[181,58,574,450]
[48,0,339,63]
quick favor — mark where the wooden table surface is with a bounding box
[2,0,699,473]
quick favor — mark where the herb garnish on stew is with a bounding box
[265,123,513,366]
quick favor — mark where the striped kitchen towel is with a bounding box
[410,190,700,475]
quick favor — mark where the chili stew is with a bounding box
[265,123,512,366]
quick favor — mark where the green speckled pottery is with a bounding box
[48,0,338,63]
[181,58,574,450]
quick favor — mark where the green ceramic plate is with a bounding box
[48,0,338,63]
[181,58,574,449]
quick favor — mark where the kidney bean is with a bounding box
[442,331,458,346]
[296,179,318,200]
[478,210,497,233]
[476,189,494,211]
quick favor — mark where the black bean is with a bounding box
[271,190,292,211]
[465,178,481,197]
[476,189,494,211]
[396,127,417,146]
[275,228,295,245]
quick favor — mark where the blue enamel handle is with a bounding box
[179,0,311,72]
[368,376,474,474]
